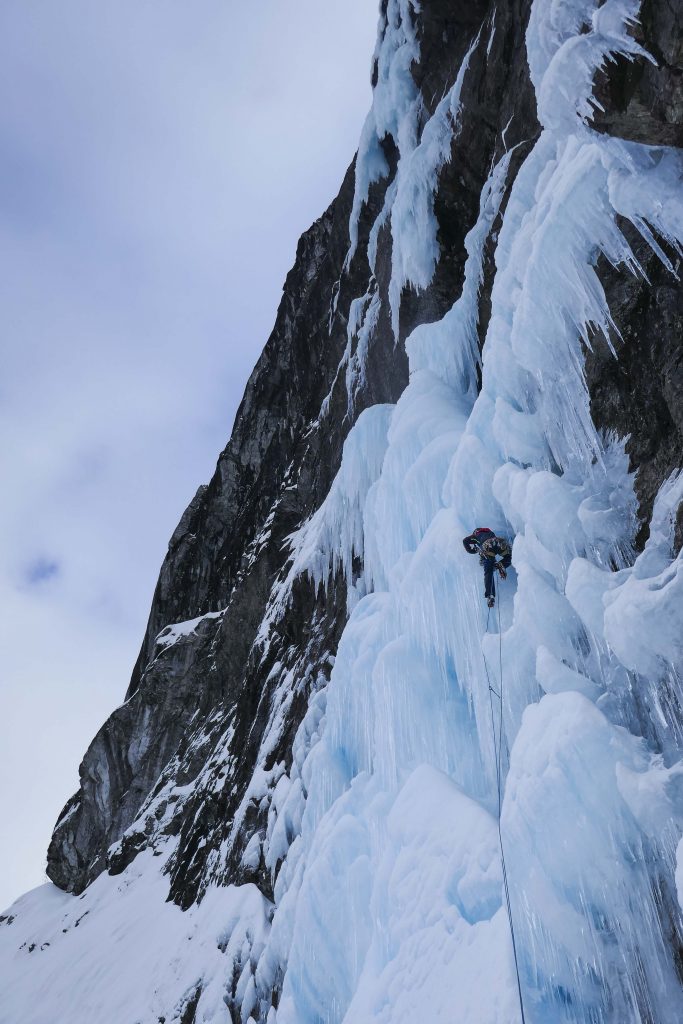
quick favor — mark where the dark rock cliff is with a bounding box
[587,0,683,549]
[591,0,683,147]
[47,158,409,896]
[48,0,683,924]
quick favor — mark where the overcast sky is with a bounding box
[0,0,378,911]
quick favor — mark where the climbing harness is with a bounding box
[484,585,528,1024]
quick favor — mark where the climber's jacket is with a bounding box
[462,527,512,601]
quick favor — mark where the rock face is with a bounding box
[591,0,683,147]
[586,0,683,553]
[43,0,683,1017]
[590,223,683,550]
[47,162,409,898]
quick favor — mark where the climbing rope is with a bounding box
[484,580,527,1024]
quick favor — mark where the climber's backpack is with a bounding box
[480,536,510,561]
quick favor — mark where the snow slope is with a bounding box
[3,1,683,1022]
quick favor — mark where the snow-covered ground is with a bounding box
[0,847,270,1024]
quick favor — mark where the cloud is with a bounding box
[0,0,378,910]
[24,559,61,586]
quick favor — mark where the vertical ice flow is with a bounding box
[260,1,683,1022]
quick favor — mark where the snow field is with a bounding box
[0,849,271,1024]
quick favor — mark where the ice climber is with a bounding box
[462,527,512,608]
